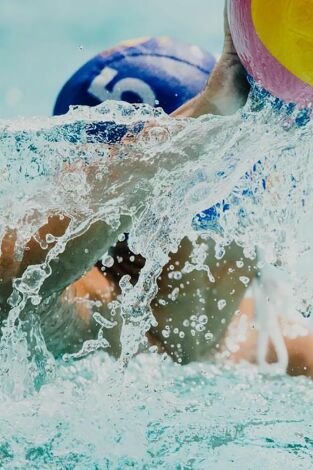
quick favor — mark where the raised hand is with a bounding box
[172,0,250,118]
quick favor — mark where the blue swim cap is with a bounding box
[54,37,218,233]
[53,37,215,116]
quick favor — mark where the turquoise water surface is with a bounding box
[2,2,313,470]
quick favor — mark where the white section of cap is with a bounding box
[88,65,156,106]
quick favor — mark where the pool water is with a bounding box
[1,354,313,469]
[2,2,313,470]
[1,93,313,468]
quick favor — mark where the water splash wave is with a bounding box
[1,92,313,466]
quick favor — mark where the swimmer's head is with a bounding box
[53,37,215,116]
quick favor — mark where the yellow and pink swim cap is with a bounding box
[228,0,313,107]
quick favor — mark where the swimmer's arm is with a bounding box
[172,1,249,118]
[0,4,246,313]
[0,216,121,310]
[0,151,138,307]
[0,117,196,308]
[22,216,124,297]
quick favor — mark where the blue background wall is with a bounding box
[0,0,224,117]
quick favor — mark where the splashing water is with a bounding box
[1,353,313,469]
[1,89,313,466]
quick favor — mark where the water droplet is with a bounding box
[198,314,208,325]
[168,271,182,281]
[239,276,250,287]
[162,329,170,338]
[31,295,41,306]
[195,324,205,332]
[46,233,56,244]
[101,254,114,268]
[93,312,117,329]
[215,246,225,260]
[168,287,180,301]
[205,332,214,341]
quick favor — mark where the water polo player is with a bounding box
[2,3,312,373]
[53,30,253,361]
[0,6,255,363]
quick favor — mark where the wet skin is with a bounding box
[49,4,254,363]
[65,3,253,363]
[0,3,252,362]
[1,2,311,373]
